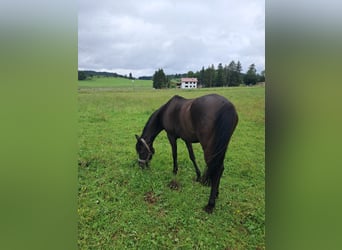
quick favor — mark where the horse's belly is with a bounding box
[180,131,198,143]
[179,113,199,142]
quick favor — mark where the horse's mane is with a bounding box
[141,103,168,141]
[142,95,184,136]
[142,108,161,135]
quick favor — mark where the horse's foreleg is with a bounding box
[167,134,178,175]
[185,141,201,181]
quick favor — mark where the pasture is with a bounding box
[78,77,265,249]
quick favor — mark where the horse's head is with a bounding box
[135,135,154,168]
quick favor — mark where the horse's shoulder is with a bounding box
[167,95,187,105]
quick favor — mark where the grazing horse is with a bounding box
[135,94,238,213]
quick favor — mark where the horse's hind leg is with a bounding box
[215,167,224,198]
[185,141,201,181]
[204,165,224,213]
[167,133,178,175]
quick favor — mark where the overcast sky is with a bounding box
[78,0,264,77]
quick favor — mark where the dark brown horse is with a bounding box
[135,94,238,213]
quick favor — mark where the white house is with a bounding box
[180,78,198,89]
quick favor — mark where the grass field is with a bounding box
[78,77,152,90]
[78,77,265,249]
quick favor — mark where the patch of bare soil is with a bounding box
[169,179,181,190]
[144,191,158,204]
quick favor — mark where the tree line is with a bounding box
[78,70,134,80]
[78,61,265,89]
[152,61,265,89]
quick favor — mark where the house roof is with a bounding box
[181,78,198,82]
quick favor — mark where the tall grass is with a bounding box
[78,78,265,249]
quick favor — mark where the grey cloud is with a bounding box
[78,0,265,76]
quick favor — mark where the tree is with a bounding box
[152,68,167,89]
[258,70,265,82]
[215,63,225,87]
[244,64,258,85]
[226,61,236,86]
[210,64,216,87]
[129,72,133,79]
[236,61,243,85]
[203,65,215,88]
[198,66,205,87]
[224,60,243,86]
[78,71,87,80]
[187,71,195,77]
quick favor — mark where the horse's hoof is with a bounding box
[204,204,214,214]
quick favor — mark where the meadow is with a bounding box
[78,77,265,249]
[78,76,152,90]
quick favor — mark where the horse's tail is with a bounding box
[202,104,238,186]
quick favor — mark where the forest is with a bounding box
[152,61,265,89]
[79,61,265,89]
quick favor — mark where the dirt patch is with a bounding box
[169,180,181,190]
[144,191,158,204]
[78,159,92,168]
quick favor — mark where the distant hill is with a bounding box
[78,70,125,79]
[138,76,153,80]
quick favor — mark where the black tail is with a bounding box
[201,104,238,185]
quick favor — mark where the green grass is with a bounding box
[78,77,265,249]
[78,76,152,91]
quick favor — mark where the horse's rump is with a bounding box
[190,95,238,184]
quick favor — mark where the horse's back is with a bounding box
[193,94,234,109]
[191,94,237,125]
[162,94,237,143]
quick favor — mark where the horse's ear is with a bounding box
[135,134,140,141]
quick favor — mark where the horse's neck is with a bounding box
[142,108,164,144]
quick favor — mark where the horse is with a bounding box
[135,94,238,213]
